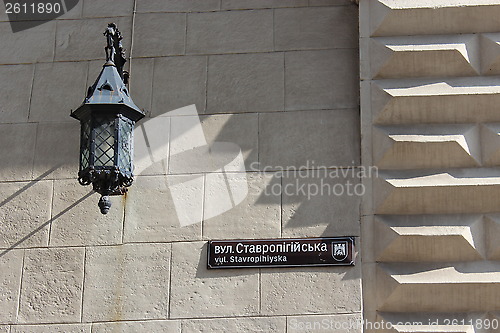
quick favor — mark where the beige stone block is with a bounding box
[18,248,84,323]
[82,0,134,17]
[0,123,36,181]
[282,170,361,238]
[480,123,500,166]
[92,320,180,333]
[29,62,87,122]
[285,50,359,111]
[374,215,485,262]
[49,180,123,246]
[166,174,206,227]
[183,317,286,332]
[151,56,207,116]
[82,243,170,321]
[132,13,185,58]
[485,214,500,260]
[361,262,377,326]
[167,115,253,172]
[369,1,500,37]
[136,0,220,13]
[371,35,480,79]
[11,324,90,333]
[0,250,23,323]
[373,124,481,169]
[170,241,259,318]
[207,53,284,113]
[275,7,358,51]
[128,58,154,113]
[360,81,375,219]
[287,313,362,333]
[33,122,80,180]
[58,1,84,19]
[377,262,500,312]
[186,10,273,54]
[261,264,361,315]
[222,0,307,9]
[0,180,52,249]
[0,3,8,21]
[200,113,258,171]
[0,326,8,333]
[360,37,371,80]
[124,175,201,243]
[309,0,353,5]
[134,116,170,176]
[168,111,206,157]
[202,171,247,217]
[259,110,359,169]
[0,21,55,65]
[203,173,281,239]
[55,17,131,61]
[0,65,34,123]
[372,77,500,125]
[358,0,370,38]
[481,33,500,75]
[374,169,500,215]
[360,216,376,263]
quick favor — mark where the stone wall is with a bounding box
[361,0,500,332]
[0,0,360,332]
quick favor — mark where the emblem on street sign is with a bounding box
[332,241,348,261]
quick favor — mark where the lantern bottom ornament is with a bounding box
[78,163,133,214]
[98,196,112,215]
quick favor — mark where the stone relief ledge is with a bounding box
[0,313,365,333]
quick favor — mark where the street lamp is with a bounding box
[71,23,144,214]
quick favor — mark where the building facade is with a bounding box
[0,0,499,332]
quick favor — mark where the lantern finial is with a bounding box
[103,22,127,82]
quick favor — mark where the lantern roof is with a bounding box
[71,63,145,122]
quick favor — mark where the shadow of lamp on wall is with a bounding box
[70,23,144,214]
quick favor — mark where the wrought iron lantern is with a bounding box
[71,23,144,214]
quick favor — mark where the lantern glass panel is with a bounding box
[80,119,91,172]
[93,114,116,167]
[117,117,134,173]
